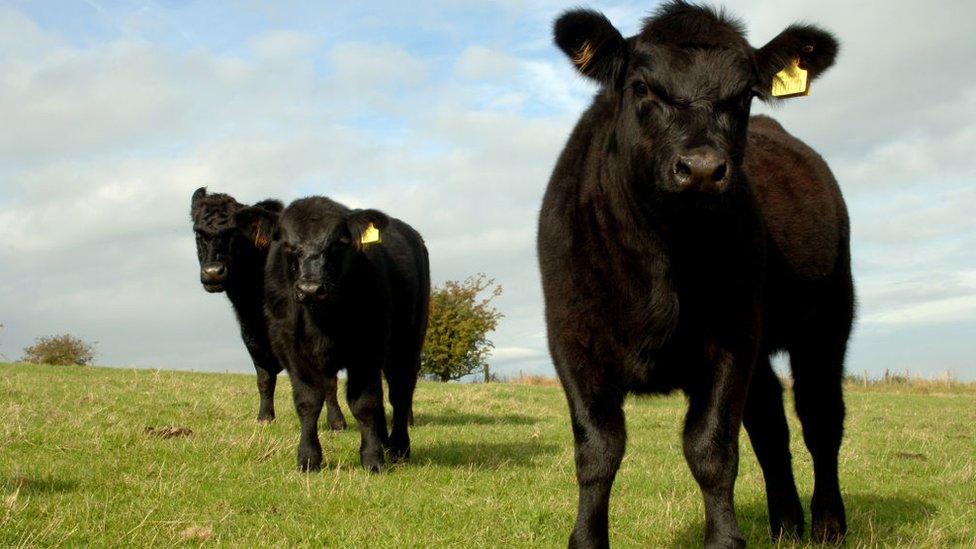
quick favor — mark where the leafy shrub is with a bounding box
[421,274,503,382]
[22,334,96,366]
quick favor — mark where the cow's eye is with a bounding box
[632,81,649,98]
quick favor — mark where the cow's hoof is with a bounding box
[327,416,347,432]
[770,502,804,540]
[361,452,385,473]
[568,527,608,549]
[812,513,847,544]
[297,447,322,472]
[388,445,410,463]
[257,417,274,425]
[704,531,745,549]
[770,518,803,541]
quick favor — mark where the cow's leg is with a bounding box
[241,331,279,423]
[289,370,325,472]
[562,373,626,549]
[387,359,418,462]
[323,375,347,431]
[790,338,848,543]
[684,346,751,549]
[346,369,389,472]
[744,356,803,539]
[254,362,278,423]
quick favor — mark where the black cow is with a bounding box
[190,188,347,430]
[538,3,851,548]
[236,196,430,472]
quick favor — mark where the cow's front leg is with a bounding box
[559,368,626,549]
[289,370,325,472]
[346,369,388,473]
[683,345,752,549]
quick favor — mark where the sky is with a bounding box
[1,0,974,381]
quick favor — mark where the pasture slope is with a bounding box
[2,363,974,547]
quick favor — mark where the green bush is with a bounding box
[421,274,503,382]
[22,334,96,366]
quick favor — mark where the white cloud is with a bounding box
[456,45,520,82]
[249,30,318,59]
[330,42,429,88]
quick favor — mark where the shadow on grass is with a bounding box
[670,492,937,547]
[416,440,558,468]
[3,475,78,495]
[414,412,539,427]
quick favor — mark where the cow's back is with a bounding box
[363,218,430,348]
[746,115,849,282]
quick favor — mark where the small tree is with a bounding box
[22,334,96,366]
[421,274,503,382]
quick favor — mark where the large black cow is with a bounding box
[236,196,430,472]
[190,188,347,430]
[538,3,852,548]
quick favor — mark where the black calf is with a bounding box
[236,196,429,472]
[539,3,850,547]
[190,188,347,429]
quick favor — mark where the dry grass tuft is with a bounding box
[179,525,213,542]
[144,426,193,439]
[507,373,561,387]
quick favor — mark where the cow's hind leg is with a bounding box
[744,356,803,539]
[346,370,389,473]
[289,371,325,472]
[254,363,278,423]
[790,335,848,543]
[386,356,419,462]
[241,332,279,423]
[563,376,626,549]
[323,376,347,431]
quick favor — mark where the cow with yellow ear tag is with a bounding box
[539,1,851,547]
[236,196,430,473]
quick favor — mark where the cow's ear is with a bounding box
[235,206,280,250]
[554,10,628,86]
[191,187,207,208]
[254,199,284,213]
[346,209,389,250]
[755,24,838,100]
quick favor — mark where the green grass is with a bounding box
[2,363,974,547]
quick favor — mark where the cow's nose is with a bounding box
[295,281,325,300]
[673,147,730,192]
[201,263,227,282]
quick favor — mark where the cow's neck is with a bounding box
[225,252,267,321]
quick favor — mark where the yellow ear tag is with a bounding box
[360,222,381,245]
[771,58,809,98]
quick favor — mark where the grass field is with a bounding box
[2,363,974,547]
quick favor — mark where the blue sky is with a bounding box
[1,0,974,380]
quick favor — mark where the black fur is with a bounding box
[190,188,347,430]
[237,196,430,472]
[540,3,849,547]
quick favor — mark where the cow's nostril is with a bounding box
[296,281,325,299]
[202,264,227,281]
[712,162,727,183]
[675,159,692,178]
